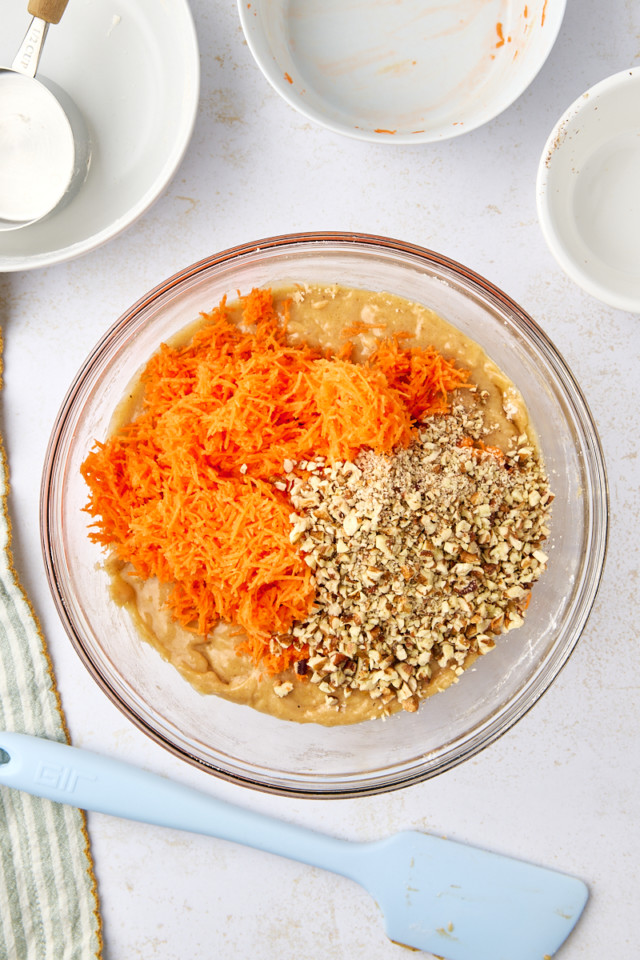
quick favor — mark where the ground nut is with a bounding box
[281,400,551,715]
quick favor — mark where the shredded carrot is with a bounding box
[82,290,473,674]
[367,335,471,420]
[458,436,505,461]
[341,319,388,338]
[476,442,505,461]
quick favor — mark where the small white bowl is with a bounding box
[0,0,199,272]
[537,67,640,313]
[238,0,566,144]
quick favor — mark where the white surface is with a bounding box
[0,0,199,270]
[0,1,639,958]
[537,67,640,312]
[239,0,566,143]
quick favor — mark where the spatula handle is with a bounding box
[0,732,362,880]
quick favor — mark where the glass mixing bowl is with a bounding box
[41,232,608,797]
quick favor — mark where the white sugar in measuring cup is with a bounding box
[0,0,89,231]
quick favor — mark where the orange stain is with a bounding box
[541,0,548,25]
[374,128,397,134]
[284,71,293,84]
[495,21,505,47]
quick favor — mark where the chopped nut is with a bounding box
[277,403,551,714]
[401,695,420,713]
[343,511,359,536]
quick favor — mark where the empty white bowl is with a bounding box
[537,67,640,313]
[238,0,566,143]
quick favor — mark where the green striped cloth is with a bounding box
[0,335,102,960]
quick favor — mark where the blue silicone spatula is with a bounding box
[0,731,587,960]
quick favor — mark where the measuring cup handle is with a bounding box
[12,1,70,77]
[28,0,70,25]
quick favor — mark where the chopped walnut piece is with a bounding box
[271,403,551,715]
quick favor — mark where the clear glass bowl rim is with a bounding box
[40,231,610,797]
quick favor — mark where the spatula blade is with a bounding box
[363,831,587,960]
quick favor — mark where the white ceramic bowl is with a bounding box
[0,0,199,272]
[238,0,566,143]
[537,67,640,313]
[41,233,608,797]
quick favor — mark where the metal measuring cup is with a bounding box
[0,0,89,231]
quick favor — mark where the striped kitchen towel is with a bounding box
[0,332,102,960]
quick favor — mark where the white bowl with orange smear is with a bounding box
[238,0,565,143]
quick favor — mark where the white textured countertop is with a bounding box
[1,1,639,958]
